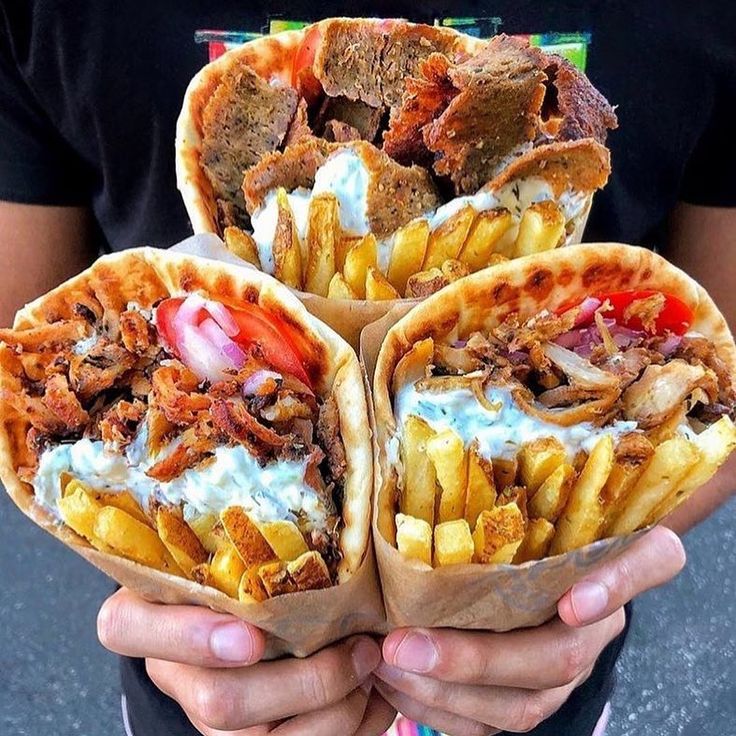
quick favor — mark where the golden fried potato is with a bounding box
[258,520,308,561]
[457,208,515,272]
[464,445,496,528]
[391,337,433,396]
[440,259,470,282]
[550,435,614,555]
[224,226,261,269]
[239,565,269,602]
[423,205,476,270]
[518,438,567,495]
[434,519,474,566]
[492,457,518,491]
[513,518,555,564]
[365,267,400,301]
[528,463,576,522]
[343,233,377,298]
[395,513,432,566]
[156,506,209,578]
[387,219,430,295]
[58,486,105,546]
[404,267,448,299]
[609,435,700,536]
[210,543,248,598]
[272,188,302,289]
[89,489,151,527]
[304,193,339,296]
[258,560,298,597]
[288,551,332,591]
[187,513,228,554]
[472,503,525,564]
[426,428,468,523]
[400,415,438,526]
[93,506,181,575]
[513,200,565,257]
[220,506,275,568]
[327,272,358,299]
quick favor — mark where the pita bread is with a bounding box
[0,248,372,592]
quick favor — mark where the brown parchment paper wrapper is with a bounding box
[361,242,736,631]
[0,243,386,658]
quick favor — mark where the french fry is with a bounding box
[223,226,261,269]
[497,486,528,522]
[191,562,213,588]
[304,193,338,296]
[404,267,448,299]
[518,438,567,495]
[472,503,526,564]
[156,506,208,577]
[647,416,736,523]
[239,565,269,602]
[550,435,614,555]
[457,208,515,272]
[492,457,518,491]
[426,428,468,523]
[210,543,247,598]
[434,519,474,566]
[395,513,432,566]
[464,445,496,527]
[609,436,700,536]
[287,551,332,591]
[258,520,308,561]
[327,272,358,299]
[272,188,302,289]
[387,219,430,295]
[440,259,470,282]
[93,506,181,574]
[343,233,377,298]
[513,518,555,564]
[513,200,565,257]
[258,560,298,597]
[90,489,151,526]
[423,205,476,270]
[220,506,274,568]
[188,513,228,554]
[400,415,438,526]
[365,267,400,301]
[58,486,105,545]
[528,463,576,522]
[335,236,359,273]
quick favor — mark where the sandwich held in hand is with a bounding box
[0,249,372,604]
[178,18,616,301]
[373,244,736,570]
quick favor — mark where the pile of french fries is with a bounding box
[395,413,736,567]
[57,477,332,601]
[224,191,569,300]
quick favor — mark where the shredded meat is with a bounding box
[323,120,362,143]
[146,429,216,482]
[100,399,147,448]
[623,294,666,333]
[210,398,287,457]
[675,336,736,407]
[316,394,347,483]
[151,361,211,425]
[622,360,719,428]
[69,339,137,401]
[0,321,88,351]
[594,348,654,389]
[120,310,153,355]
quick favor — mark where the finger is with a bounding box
[146,635,381,731]
[381,610,625,690]
[272,686,369,735]
[376,661,590,733]
[188,719,272,736]
[375,681,496,736]
[97,588,266,667]
[354,690,398,736]
[558,525,686,627]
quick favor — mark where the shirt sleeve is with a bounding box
[679,63,736,208]
[0,15,91,205]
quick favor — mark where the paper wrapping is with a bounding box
[360,304,647,632]
[1,237,387,658]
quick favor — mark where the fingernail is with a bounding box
[360,674,374,696]
[571,581,609,623]
[392,631,438,673]
[351,637,380,680]
[209,621,255,662]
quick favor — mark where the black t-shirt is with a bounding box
[2,3,734,736]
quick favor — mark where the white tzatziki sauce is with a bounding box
[33,425,327,530]
[394,381,638,462]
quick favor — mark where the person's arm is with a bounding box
[0,202,97,325]
[660,203,736,535]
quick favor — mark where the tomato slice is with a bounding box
[154,297,312,387]
[558,290,694,335]
[292,24,322,85]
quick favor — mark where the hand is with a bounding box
[376,526,686,735]
[97,588,395,735]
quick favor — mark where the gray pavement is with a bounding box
[1,488,734,736]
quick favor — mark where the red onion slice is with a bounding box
[178,324,230,383]
[204,300,239,337]
[173,294,206,334]
[199,318,247,370]
[242,369,282,396]
[571,296,602,327]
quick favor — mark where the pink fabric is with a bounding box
[592,702,612,736]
